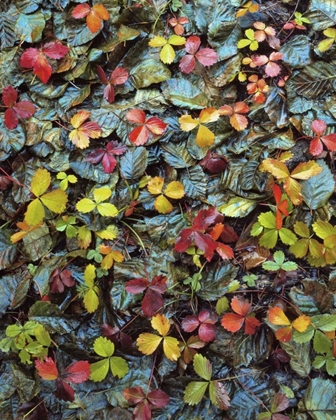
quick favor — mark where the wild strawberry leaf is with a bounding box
[179,36,217,74]
[2,86,36,129]
[61,361,91,384]
[209,381,231,410]
[72,3,110,33]
[219,102,250,131]
[20,42,69,84]
[49,268,75,294]
[69,110,102,149]
[221,296,260,334]
[97,66,129,103]
[35,357,59,381]
[126,109,167,145]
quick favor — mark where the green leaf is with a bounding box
[292,325,315,343]
[279,228,297,245]
[219,197,257,218]
[90,359,109,382]
[281,261,298,271]
[183,381,209,406]
[258,212,276,229]
[311,314,336,331]
[110,356,129,379]
[302,378,336,420]
[262,261,280,271]
[313,330,332,354]
[273,250,285,266]
[93,336,115,358]
[193,354,212,381]
[259,230,278,249]
[301,160,335,209]
[216,296,229,315]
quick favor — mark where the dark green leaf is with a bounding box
[120,147,148,179]
[302,378,336,420]
[280,35,312,69]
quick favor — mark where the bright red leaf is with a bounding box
[179,35,218,74]
[126,109,167,146]
[35,357,90,402]
[20,41,69,84]
[221,296,260,335]
[168,16,189,35]
[97,66,129,103]
[182,309,218,342]
[125,275,167,317]
[309,119,336,156]
[218,102,250,131]
[49,268,75,294]
[86,141,127,173]
[72,3,110,33]
[1,86,36,129]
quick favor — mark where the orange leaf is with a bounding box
[231,296,252,317]
[268,307,291,326]
[292,315,311,332]
[230,113,248,131]
[275,326,293,342]
[221,313,244,332]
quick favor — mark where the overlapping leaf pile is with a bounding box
[0,1,336,419]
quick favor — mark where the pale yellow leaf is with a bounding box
[148,36,167,47]
[83,288,99,313]
[76,198,96,213]
[154,195,173,214]
[160,43,175,64]
[40,189,68,214]
[168,35,186,46]
[151,314,170,336]
[290,161,322,180]
[136,333,162,355]
[24,199,45,225]
[96,203,118,217]
[163,336,181,361]
[84,264,96,287]
[164,181,185,199]
[31,168,51,197]
[93,187,112,203]
[195,124,215,147]
[259,159,290,180]
[147,176,164,195]
[179,114,199,131]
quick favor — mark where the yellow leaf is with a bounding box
[154,195,173,214]
[151,314,170,336]
[318,38,335,52]
[83,288,99,313]
[76,198,96,213]
[96,224,118,240]
[84,264,96,287]
[290,161,322,180]
[323,28,336,38]
[69,129,90,149]
[31,168,51,197]
[100,250,124,270]
[10,221,43,243]
[96,203,118,217]
[195,124,215,147]
[259,159,290,180]
[136,333,162,355]
[279,151,293,162]
[284,177,302,206]
[164,181,185,199]
[179,114,199,131]
[40,189,68,214]
[147,177,164,195]
[292,315,311,332]
[199,108,220,124]
[77,226,92,249]
[24,199,45,225]
[160,43,175,64]
[168,35,186,46]
[148,36,167,47]
[268,307,291,326]
[70,110,90,128]
[163,336,181,361]
[94,187,112,203]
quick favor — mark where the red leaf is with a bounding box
[13,101,36,119]
[194,231,217,261]
[311,119,326,137]
[198,309,218,324]
[35,357,59,380]
[231,296,252,316]
[220,225,239,243]
[145,117,167,135]
[174,228,194,253]
[126,109,146,125]
[2,86,18,106]
[195,48,218,66]
[149,275,167,294]
[134,400,152,420]
[142,288,164,317]
[62,361,91,384]
[103,84,115,103]
[179,54,196,74]
[125,278,149,294]
[86,149,106,164]
[106,140,127,156]
[193,207,223,230]
[245,316,261,334]
[71,3,91,18]
[129,125,149,145]
[185,36,201,54]
[33,53,52,84]
[102,152,117,173]
[110,67,129,85]
[251,55,268,67]
[4,108,19,129]
[221,313,245,332]
[123,386,146,404]
[97,65,109,84]
[54,378,75,402]
[182,315,200,332]
[320,133,336,151]
[147,389,169,408]
[42,42,69,59]
[198,323,217,342]
[216,243,234,260]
